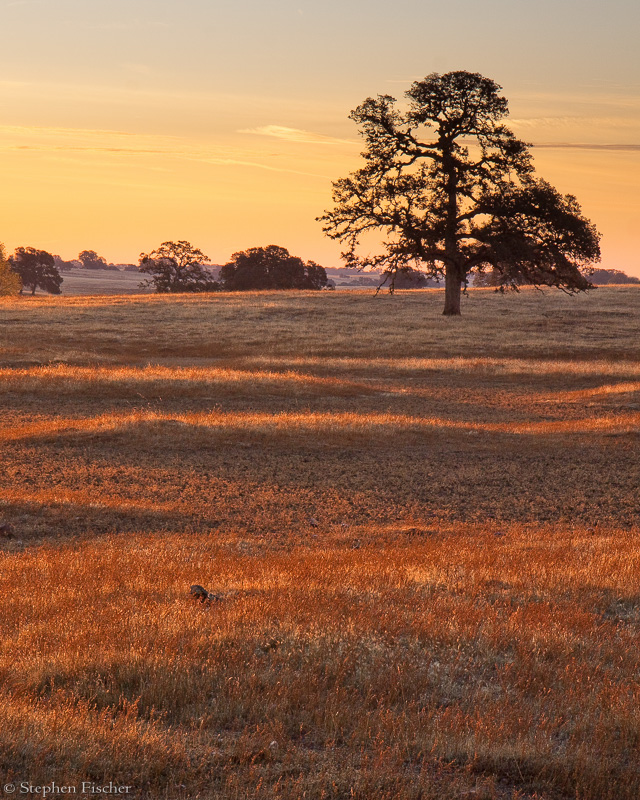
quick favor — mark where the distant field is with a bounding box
[0,286,639,799]
[55,267,152,295]
[54,268,377,296]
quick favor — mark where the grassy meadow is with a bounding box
[0,285,639,799]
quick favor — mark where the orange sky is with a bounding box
[0,0,638,276]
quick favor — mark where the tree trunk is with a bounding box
[442,265,462,316]
[441,141,462,316]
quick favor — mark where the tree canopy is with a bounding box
[78,249,107,270]
[380,266,434,290]
[77,249,118,271]
[0,243,21,296]
[220,245,330,291]
[319,71,601,315]
[139,241,219,293]
[10,247,62,295]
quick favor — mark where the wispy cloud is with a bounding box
[532,143,640,151]
[512,116,588,128]
[0,123,333,178]
[239,125,355,145]
[67,19,170,31]
[194,156,331,179]
[12,145,167,155]
[122,62,153,76]
[0,124,137,137]
[512,115,640,129]
[0,124,171,157]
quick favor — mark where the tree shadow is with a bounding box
[0,496,221,550]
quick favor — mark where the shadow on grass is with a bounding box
[0,497,220,549]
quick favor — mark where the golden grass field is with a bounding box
[0,286,639,799]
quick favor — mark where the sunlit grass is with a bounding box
[0,287,639,798]
[2,407,639,446]
[1,528,639,798]
[0,363,374,397]
[246,355,640,377]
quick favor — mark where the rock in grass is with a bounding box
[190,584,225,603]
[190,584,209,602]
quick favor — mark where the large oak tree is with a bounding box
[319,71,601,315]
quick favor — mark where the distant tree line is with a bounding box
[1,238,637,297]
[474,267,640,288]
[0,246,134,296]
[588,269,640,286]
[139,242,331,293]
[0,241,332,296]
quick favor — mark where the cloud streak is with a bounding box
[12,145,167,155]
[532,143,640,151]
[512,115,640,129]
[0,123,333,178]
[239,125,355,145]
[0,123,138,138]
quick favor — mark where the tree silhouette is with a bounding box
[139,241,219,293]
[78,249,108,270]
[319,71,601,315]
[220,245,329,290]
[380,266,434,290]
[10,247,62,295]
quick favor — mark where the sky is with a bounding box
[1,0,638,276]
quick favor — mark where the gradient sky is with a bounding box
[1,0,638,275]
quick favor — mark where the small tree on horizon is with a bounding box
[139,241,219,293]
[220,245,330,290]
[319,71,601,315]
[78,249,108,270]
[10,247,62,295]
[0,243,21,296]
[379,266,436,290]
[53,255,81,272]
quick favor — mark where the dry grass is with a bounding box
[0,286,639,798]
[1,285,639,364]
